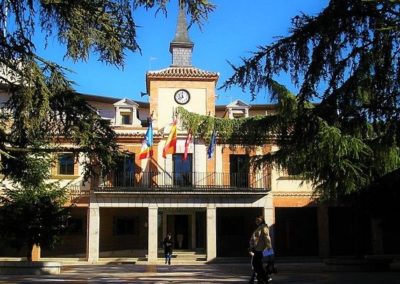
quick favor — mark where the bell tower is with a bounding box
[146,3,219,130]
[169,4,194,67]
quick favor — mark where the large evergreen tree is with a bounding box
[222,0,400,201]
[179,0,400,201]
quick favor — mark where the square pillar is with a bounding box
[206,205,217,261]
[162,211,167,240]
[31,245,41,261]
[317,205,330,258]
[371,218,384,254]
[263,194,275,242]
[191,213,196,249]
[87,205,100,263]
[148,206,158,262]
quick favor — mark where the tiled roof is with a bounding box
[147,67,219,80]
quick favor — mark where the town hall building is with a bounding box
[1,6,381,263]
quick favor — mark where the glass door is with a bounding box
[173,154,192,187]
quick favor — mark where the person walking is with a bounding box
[249,215,272,283]
[163,233,173,265]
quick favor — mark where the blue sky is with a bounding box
[35,0,329,105]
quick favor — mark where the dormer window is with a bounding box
[226,99,251,119]
[113,98,141,127]
[121,112,132,125]
[232,109,246,118]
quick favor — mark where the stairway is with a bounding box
[158,249,207,264]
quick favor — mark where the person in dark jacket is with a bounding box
[163,233,173,265]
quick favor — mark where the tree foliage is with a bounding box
[0,0,215,180]
[0,154,70,261]
[0,1,214,258]
[180,0,400,201]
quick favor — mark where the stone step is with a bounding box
[158,250,206,262]
[172,256,207,261]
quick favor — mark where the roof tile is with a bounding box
[147,67,219,80]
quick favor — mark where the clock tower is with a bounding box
[146,4,219,130]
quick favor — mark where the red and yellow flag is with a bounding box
[162,121,177,158]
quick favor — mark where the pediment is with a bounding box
[226,99,251,109]
[113,98,139,107]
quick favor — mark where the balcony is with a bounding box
[65,182,90,203]
[94,171,271,194]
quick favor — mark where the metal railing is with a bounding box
[95,171,271,191]
[65,182,89,201]
[0,182,90,200]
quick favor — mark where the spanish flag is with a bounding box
[139,119,153,160]
[162,120,177,158]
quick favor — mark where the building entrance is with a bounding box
[161,209,206,251]
[167,215,189,249]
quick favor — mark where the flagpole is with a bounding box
[193,132,196,187]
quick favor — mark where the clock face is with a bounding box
[174,89,190,105]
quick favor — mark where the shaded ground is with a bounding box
[1,263,400,283]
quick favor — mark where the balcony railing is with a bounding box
[95,171,271,192]
[65,182,90,201]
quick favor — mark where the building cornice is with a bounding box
[146,67,219,93]
[147,67,219,80]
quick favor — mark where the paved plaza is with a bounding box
[0,262,399,283]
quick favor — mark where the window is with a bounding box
[229,154,249,187]
[58,153,74,175]
[114,99,140,126]
[121,113,131,125]
[114,154,135,186]
[232,109,246,118]
[285,167,302,178]
[113,216,137,235]
[173,154,192,187]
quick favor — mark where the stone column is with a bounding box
[263,194,275,243]
[206,205,217,261]
[31,245,41,261]
[371,218,384,254]
[115,106,120,125]
[191,213,196,249]
[87,205,100,263]
[148,206,158,262]
[317,205,330,258]
[163,212,167,240]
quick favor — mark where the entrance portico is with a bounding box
[86,191,271,263]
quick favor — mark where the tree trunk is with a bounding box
[26,242,33,262]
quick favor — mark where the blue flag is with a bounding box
[139,119,153,160]
[207,131,216,159]
[145,119,153,147]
